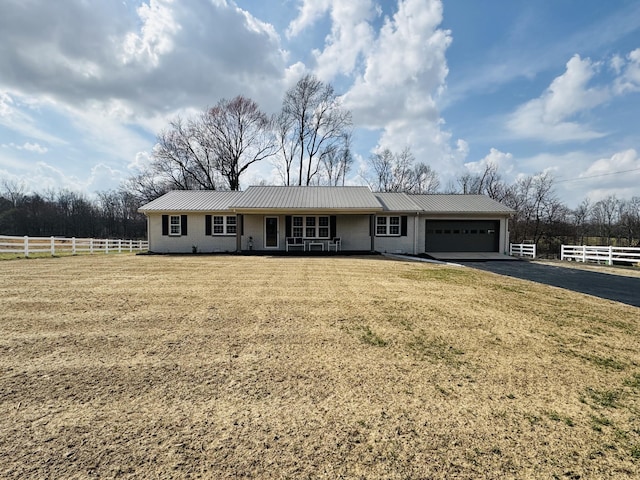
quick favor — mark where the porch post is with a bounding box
[370,214,375,252]
[236,214,242,252]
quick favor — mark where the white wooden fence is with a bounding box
[509,243,536,259]
[561,245,640,266]
[0,235,148,257]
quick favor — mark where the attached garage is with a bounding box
[425,220,500,252]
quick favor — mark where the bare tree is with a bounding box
[1,179,26,207]
[619,196,640,246]
[505,171,557,246]
[201,95,276,191]
[280,74,352,186]
[456,162,510,201]
[368,147,440,194]
[413,163,440,194]
[273,110,299,186]
[141,95,274,192]
[122,171,173,205]
[152,117,222,190]
[591,195,620,244]
[320,134,353,186]
[572,198,591,245]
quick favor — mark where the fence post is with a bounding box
[90,238,94,254]
[608,246,613,266]
[118,239,122,253]
[105,239,109,254]
[50,236,55,256]
[72,237,76,255]
[24,235,29,257]
[582,245,586,263]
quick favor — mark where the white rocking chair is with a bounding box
[327,237,341,252]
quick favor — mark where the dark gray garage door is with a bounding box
[425,220,499,252]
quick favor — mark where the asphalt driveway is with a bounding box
[462,261,640,308]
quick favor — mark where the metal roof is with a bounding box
[230,186,383,211]
[138,190,243,212]
[409,194,514,214]
[138,189,514,215]
[373,193,422,212]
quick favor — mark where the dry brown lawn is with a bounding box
[534,259,640,278]
[1,254,639,479]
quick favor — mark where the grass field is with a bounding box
[1,254,639,478]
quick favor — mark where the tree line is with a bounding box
[0,180,146,239]
[1,73,638,252]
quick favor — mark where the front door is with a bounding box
[265,217,279,248]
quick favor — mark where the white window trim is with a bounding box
[169,215,181,236]
[212,215,237,236]
[292,215,330,239]
[375,215,401,236]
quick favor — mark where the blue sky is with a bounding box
[0,0,639,207]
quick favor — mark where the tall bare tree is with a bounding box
[280,74,352,185]
[152,117,222,190]
[142,96,274,192]
[201,95,276,191]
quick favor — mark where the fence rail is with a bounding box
[561,245,640,266]
[510,243,536,259]
[0,235,148,257]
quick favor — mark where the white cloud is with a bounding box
[464,148,514,176]
[121,0,181,68]
[613,48,640,95]
[581,148,640,180]
[507,54,609,142]
[1,142,48,154]
[610,54,625,75]
[286,0,333,38]
[338,0,460,175]
[515,149,640,207]
[312,1,377,81]
[87,163,125,192]
[0,0,288,116]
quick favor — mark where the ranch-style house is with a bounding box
[138,186,514,255]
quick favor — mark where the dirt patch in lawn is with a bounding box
[1,254,639,478]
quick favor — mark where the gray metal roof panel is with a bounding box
[409,194,514,214]
[373,193,422,212]
[230,186,382,210]
[138,190,243,212]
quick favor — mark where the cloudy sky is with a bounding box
[1,0,639,207]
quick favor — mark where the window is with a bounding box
[376,216,401,236]
[293,216,330,238]
[292,216,304,238]
[169,215,181,236]
[212,215,237,235]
